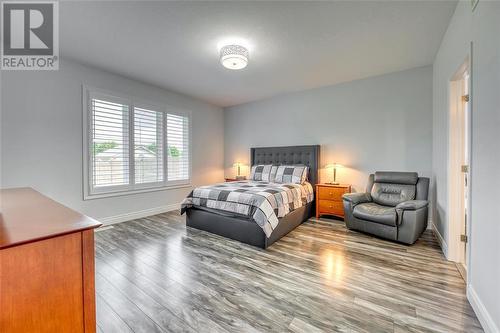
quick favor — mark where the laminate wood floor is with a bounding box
[94,211,483,333]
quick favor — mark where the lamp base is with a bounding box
[235,175,246,180]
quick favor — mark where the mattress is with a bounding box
[180,180,314,237]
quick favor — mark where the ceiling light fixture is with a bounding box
[220,45,249,70]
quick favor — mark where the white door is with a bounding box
[449,61,471,281]
[459,72,470,272]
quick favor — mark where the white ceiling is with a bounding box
[60,1,456,107]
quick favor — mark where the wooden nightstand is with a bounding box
[316,184,351,219]
[225,177,246,182]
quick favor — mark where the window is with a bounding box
[134,107,164,184]
[84,87,191,199]
[167,114,189,181]
[91,98,130,189]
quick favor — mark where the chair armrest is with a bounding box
[342,193,372,205]
[396,200,428,211]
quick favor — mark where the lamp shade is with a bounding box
[232,162,245,179]
[325,163,343,185]
[325,163,343,169]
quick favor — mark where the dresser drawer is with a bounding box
[318,186,349,201]
[318,199,344,215]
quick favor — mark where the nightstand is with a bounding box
[316,184,351,219]
[225,177,246,182]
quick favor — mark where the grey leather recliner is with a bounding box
[342,171,429,245]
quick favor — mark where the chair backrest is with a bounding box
[366,172,429,207]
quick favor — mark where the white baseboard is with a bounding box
[468,285,500,333]
[98,203,180,225]
[431,222,448,258]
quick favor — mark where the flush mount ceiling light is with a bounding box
[220,45,249,70]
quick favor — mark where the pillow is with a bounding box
[274,165,308,184]
[250,164,273,181]
[269,165,278,182]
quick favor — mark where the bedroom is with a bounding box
[0,1,499,332]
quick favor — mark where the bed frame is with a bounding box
[186,145,320,248]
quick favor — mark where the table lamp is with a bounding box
[233,162,246,180]
[325,163,343,185]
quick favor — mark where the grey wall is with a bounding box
[1,59,224,221]
[0,70,3,190]
[431,0,472,254]
[469,1,500,331]
[224,66,433,193]
[433,1,500,331]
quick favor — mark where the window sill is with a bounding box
[83,183,192,201]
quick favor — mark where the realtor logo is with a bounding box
[1,1,59,70]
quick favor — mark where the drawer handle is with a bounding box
[329,192,333,195]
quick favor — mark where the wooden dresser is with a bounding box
[316,184,351,219]
[0,188,102,333]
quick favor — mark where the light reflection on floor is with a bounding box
[320,248,345,284]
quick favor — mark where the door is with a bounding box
[448,59,471,280]
[459,72,470,275]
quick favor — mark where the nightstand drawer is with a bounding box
[318,200,344,215]
[318,186,349,201]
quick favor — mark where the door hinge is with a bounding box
[461,165,469,173]
[460,234,468,243]
[462,94,470,102]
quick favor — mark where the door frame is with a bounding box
[447,56,472,273]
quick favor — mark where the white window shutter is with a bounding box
[85,88,191,199]
[167,114,190,182]
[90,98,130,189]
[134,107,164,184]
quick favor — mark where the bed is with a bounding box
[181,145,320,248]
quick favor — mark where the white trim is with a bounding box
[468,285,499,333]
[426,214,433,229]
[83,184,191,200]
[94,225,115,232]
[431,222,448,258]
[97,203,180,225]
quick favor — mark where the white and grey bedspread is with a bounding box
[180,180,314,237]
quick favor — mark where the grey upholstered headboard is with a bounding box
[250,145,320,187]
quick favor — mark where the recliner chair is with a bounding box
[342,171,429,244]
